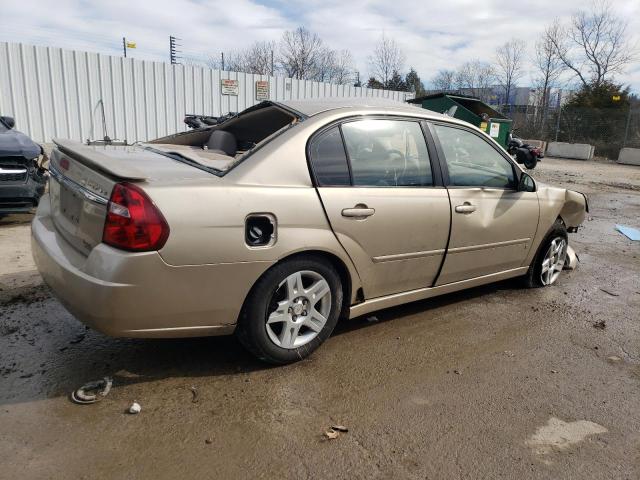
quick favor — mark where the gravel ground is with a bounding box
[0,157,639,479]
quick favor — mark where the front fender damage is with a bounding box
[559,190,588,232]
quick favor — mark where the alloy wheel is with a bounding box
[265,270,332,349]
[540,237,567,286]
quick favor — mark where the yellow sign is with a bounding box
[612,95,621,101]
[126,42,137,49]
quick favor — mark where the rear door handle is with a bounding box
[342,205,375,218]
[455,203,476,214]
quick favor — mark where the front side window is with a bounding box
[309,127,350,186]
[433,124,516,189]
[341,120,433,187]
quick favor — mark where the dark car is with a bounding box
[0,115,46,216]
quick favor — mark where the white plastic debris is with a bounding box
[128,401,142,414]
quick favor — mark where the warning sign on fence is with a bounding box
[256,81,269,101]
[221,79,239,96]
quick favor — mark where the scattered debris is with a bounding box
[615,224,640,241]
[599,288,619,297]
[550,370,558,374]
[190,386,199,403]
[324,429,340,440]
[331,425,349,433]
[128,401,142,414]
[453,369,461,375]
[205,438,213,445]
[366,315,379,323]
[607,356,622,362]
[503,350,515,357]
[593,320,606,330]
[71,377,113,405]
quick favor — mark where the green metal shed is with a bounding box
[407,93,512,148]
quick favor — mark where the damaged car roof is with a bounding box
[277,97,427,118]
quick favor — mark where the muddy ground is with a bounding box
[1,157,639,479]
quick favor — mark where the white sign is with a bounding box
[489,122,500,138]
[255,80,269,100]
[221,79,239,96]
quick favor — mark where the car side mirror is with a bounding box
[1,116,15,129]
[518,172,536,192]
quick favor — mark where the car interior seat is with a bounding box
[206,130,237,156]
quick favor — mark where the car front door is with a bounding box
[430,122,540,285]
[309,118,451,299]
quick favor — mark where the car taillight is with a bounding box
[102,182,170,252]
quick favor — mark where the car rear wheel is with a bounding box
[236,256,343,364]
[522,220,568,288]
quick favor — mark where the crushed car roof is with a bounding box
[277,97,428,117]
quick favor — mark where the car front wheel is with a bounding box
[236,256,343,364]
[523,220,568,288]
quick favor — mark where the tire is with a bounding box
[523,153,537,170]
[236,255,343,364]
[522,220,568,288]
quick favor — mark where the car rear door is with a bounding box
[308,117,451,299]
[429,122,540,285]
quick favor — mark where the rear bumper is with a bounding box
[31,195,273,338]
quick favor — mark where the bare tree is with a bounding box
[534,21,565,133]
[547,0,635,88]
[495,39,526,105]
[279,27,324,80]
[226,41,276,75]
[431,69,456,92]
[314,48,354,84]
[455,61,495,102]
[368,34,406,86]
[331,49,355,85]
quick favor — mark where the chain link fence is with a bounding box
[497,105,640,159]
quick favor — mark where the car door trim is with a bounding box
[372,248,446,263]
[446,237,530,254]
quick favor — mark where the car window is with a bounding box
[309,127,350,186]
[433,124,516,189]
[341,120,433,187]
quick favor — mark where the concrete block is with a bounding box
[546,142,594,160]
[523,139,547,152]
[617,148,640,166]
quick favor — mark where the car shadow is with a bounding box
[0,278,521,407]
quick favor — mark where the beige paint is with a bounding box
[32,102,587,338]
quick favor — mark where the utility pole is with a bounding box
[270,50,274,76]
[554,89,562,142]
[623,106,632,147]
[169,36,181,64]
[221,52,225,71]
[122,37,127,58]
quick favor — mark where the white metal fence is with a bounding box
[0,42,408,144]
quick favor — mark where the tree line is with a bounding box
[205,0,635,110]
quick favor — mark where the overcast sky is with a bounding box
[1,0,639,92]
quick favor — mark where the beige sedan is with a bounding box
[32,99,587,363]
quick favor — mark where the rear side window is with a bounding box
[309,127,350,186]
[341,120,433,187]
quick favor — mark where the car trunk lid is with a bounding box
[48,140,216,256]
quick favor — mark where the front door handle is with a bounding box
[342,204,375,218]
[455,202,476,214]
